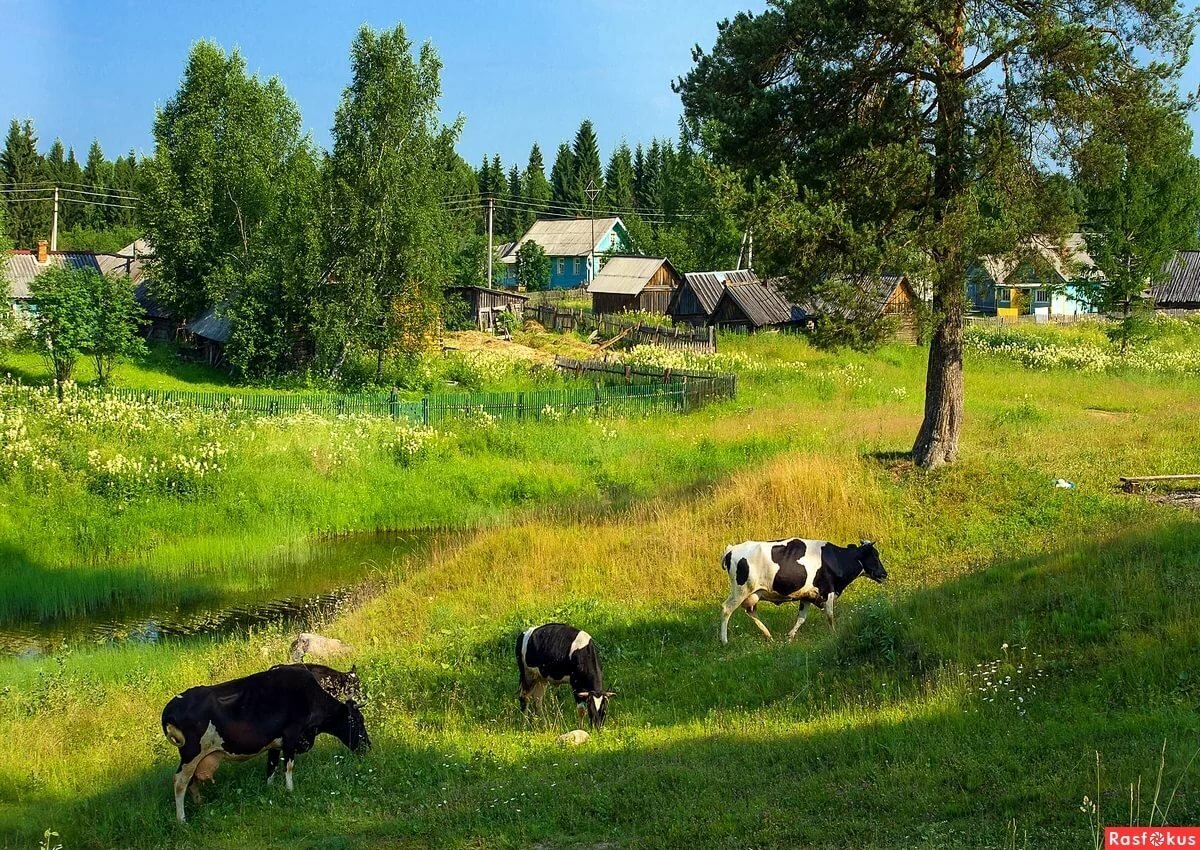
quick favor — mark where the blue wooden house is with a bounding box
[499,217,632,289]
[967,234,1099,318]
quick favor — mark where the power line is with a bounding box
[2,195,136,211]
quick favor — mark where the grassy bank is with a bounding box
[2,329,1200,847]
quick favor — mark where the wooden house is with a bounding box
[1152,250,1200,312]
[709,279,807,331]
[447,285,529,332]
[588,256,681,316]
[805,274,922,342]
[498,217,632,289]
[667,269,758,326]
[967,234,1100,318]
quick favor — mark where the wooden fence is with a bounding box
[0,377,733,423]
[528,304,718,353]
[553,356,736,408]
[529,304,592,333]
[965,313,1098,327]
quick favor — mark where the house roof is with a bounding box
[188,304,231,344]
[5,240,157,300]
[1153,250,1200,305]
[678,269,758,315]
[801,274,908,320]
[587,256,678,296]
[717,279,804,328]
[507,217,623,259]
[978,233,1103,286]
[446,285,529,301]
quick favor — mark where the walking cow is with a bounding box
[516,623,615,730]
[719,538,887,644]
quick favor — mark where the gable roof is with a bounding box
[716,279,804,328]
[587,256,678,296]
[1153,250,1200,305]
[4,251,104,299]
[188,304,231,344]
[506,217,623,259]
[977,233,1102,286]
[677,269,758,315]
[446,285,529,301]
[802,274,909,320]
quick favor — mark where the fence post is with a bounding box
[518,391,525,421]
[422,396,429,426]
[389,388,399,421]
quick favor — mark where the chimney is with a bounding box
[37,240,48,264]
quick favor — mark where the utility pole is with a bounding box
[50,186,59,252]
[486,195,494,287]
[585,179,600,284]
[747,229,753,271]
[735,229,748,270]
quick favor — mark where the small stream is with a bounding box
[0,532,437,658]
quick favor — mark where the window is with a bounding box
[574,257,583,275]
[1034,288,1048,303]
[995,287,1010,306]
[556,258,565,276]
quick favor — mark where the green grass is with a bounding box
[2,329,1200,847]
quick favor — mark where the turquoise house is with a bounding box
[499,217,631,289]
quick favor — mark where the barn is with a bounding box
[588,256,681,317]
[667,269,758,326]
[803,274,923,342]
[447,285,529,332]
[1153,250,1200,312]
[708,279,807,331]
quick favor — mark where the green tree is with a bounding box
[88,271,147,384]
[514,240,550,291]
[81,140,112,230]
[142,41,319,376]
[325,23,459,379]
[603,143,636,211]
[2,119,47,248]
[549,142,576,211]
[678,0,1196,468]
[520,143,551,230]
[501,164,522,240]
[571,119,603,212]
[1079,105,1200,354]
[28,265,96,393]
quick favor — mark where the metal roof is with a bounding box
[446,285,529,301]
[4,251,104,299]
[587,256,677,295]
[678,269,758,315]
[188,304,231,344]
[1153,250,1200,306]
[716,280,802,328]
[510,217,623,258]
[977,233,1103,286]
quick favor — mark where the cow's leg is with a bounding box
[787,603,809,641]
[173,743,202,823]
[720,586,752,644]
[742,593,774,641]
[528,679,548,713]
[265,750,280,784]
[824,593,838,630]
[280,729,304,792]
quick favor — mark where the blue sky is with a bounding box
[2,0,1198,170]
[0,0,764,169]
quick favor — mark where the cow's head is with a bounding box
[857,541,887,583]
[343,699,371,753]
[575,690,616,731]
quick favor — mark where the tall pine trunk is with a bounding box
[913,5,967,469]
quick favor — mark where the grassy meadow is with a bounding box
[2,326,1200,847]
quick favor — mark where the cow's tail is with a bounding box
[164,723,186,748]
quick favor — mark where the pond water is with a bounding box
[0,532,437,658]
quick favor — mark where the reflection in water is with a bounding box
[1,532,437,658]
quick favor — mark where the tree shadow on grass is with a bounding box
[9,519,1200,848]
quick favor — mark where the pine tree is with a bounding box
[520,143,551,230]
[571,119,603,213]
[82,140,111,230]
[632,144,647,208]
[503,164,522,240]
[63,147,83,229]
[602,143,636,212]
[549,142,576,211]
[1,120,48,248]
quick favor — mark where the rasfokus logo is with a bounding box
[1107,827,1200,847]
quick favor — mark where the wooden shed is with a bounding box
[447,285,529,332]
[588,256,681,316]
[1153,250,1200,312]
[667,269,758,326]
[804,274,922,342]
[185,304,230,366]
[709,279,807,331]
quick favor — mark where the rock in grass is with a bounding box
[289,632,352,663]
[557,729,590,746]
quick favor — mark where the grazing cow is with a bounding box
[516,623,615,730]
[161,665,370,822]
[289,632,352,664]
[270,663,364,703]
[719,538,887,644]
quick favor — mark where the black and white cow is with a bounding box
[161,665,370,822]
[719,538,887,644]
[270,662,364,704]
[516,623,615,730]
